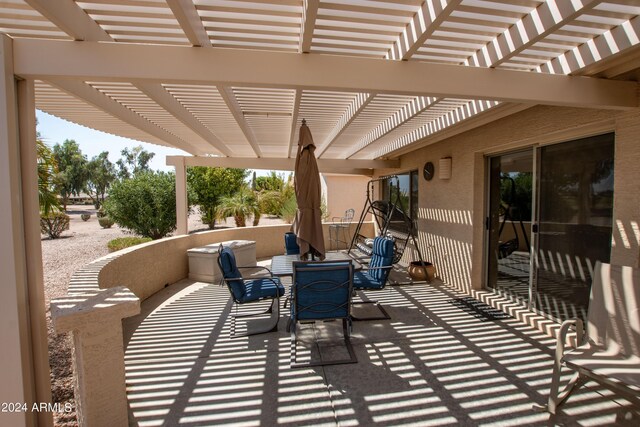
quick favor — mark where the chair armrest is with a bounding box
[238,265,274,276]
[222,266,273,281]
[363,265,393,272]
[238,267,281,287]
[555,318,584,364]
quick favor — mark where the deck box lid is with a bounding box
[187,240,255,255]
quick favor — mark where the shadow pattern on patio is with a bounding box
[123,279,638,426]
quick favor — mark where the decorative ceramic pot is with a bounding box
[408,261,436,282]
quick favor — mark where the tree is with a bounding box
[116,145,155,180]
[104,171,176,239]
[254,171,285,192]
[85,152,116,209]
[37,136,60,215]
[256,172,293,216]
[187,167,248,229]
[216,186,258,228]
[53,139,88,210]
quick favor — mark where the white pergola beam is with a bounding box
[166,0,211,47]
[24,0,112,42]
[345,96,438,159]
[387,0,462,61]
[217,86,263,157]
[374,99,501,158]
[0,34,41,427]
[540,15,640,76]
[385,103,533,158]
[467,0,602,68]
[48,79,204,155]
[166,155,399,175]
[13,39,637,109]
[300,0,320,53]
[134,81,231,156]
[316,92,375,158]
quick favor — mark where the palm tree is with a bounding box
[37,137,60,215]
[216,186,258,227]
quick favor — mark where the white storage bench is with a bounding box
[187,240,257,283]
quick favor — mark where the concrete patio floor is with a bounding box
[123,268,638,426]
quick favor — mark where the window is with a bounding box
[381,170,419,222]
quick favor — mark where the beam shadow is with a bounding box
[123,278,638,426]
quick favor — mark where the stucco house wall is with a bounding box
[323,173,370,221]
[376,105,640,294]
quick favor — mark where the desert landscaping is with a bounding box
[42,205,283,426]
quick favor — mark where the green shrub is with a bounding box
[98,216,114,229]
[104,171,177,239]
[96,208,106,218]
[40,212,70,239]
[107,237,152,252]
[81,213,91,221]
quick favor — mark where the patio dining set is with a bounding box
[216,232,396,369]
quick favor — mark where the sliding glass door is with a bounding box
[487,133,615,323]
[486,150,534,305]
[534,134,614,322]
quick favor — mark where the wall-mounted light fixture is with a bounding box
[439,157,452,179]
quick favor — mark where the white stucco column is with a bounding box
[174,156,188,235]
[0,34,39,426]
[18,77,54,426]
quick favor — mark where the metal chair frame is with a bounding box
[329,208,355,251]
[217,245,283,338]
[290,261,357,368]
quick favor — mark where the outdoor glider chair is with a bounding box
[352,236,395,320]
[545,261,640,414]
[217,245,285,338]
[284,231,300,255]
[290,260,357,368]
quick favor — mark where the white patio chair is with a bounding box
[545,261,640,414]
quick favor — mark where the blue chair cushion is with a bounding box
[240,278,285,303]
[218,247,245,300]
[353,270,384,290]
[284,232,300,255]
[369,237,395,282]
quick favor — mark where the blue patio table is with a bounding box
[270,251,362,277]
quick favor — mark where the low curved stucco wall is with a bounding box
[98,222,373,301]
[50,221,372,426]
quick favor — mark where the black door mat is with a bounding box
[448,297,512,322]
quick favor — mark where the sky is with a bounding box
[36,110,188,172]
[36,110,279,177]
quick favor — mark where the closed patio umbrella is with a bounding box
[292,119,325,260]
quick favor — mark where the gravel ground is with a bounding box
[42,206,284,426]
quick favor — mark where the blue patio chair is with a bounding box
[290,260,357,368]
[217,245,285,338]
[352,236,395,320]
[284,231,300,255]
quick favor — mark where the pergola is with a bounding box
[1,1,639,425]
